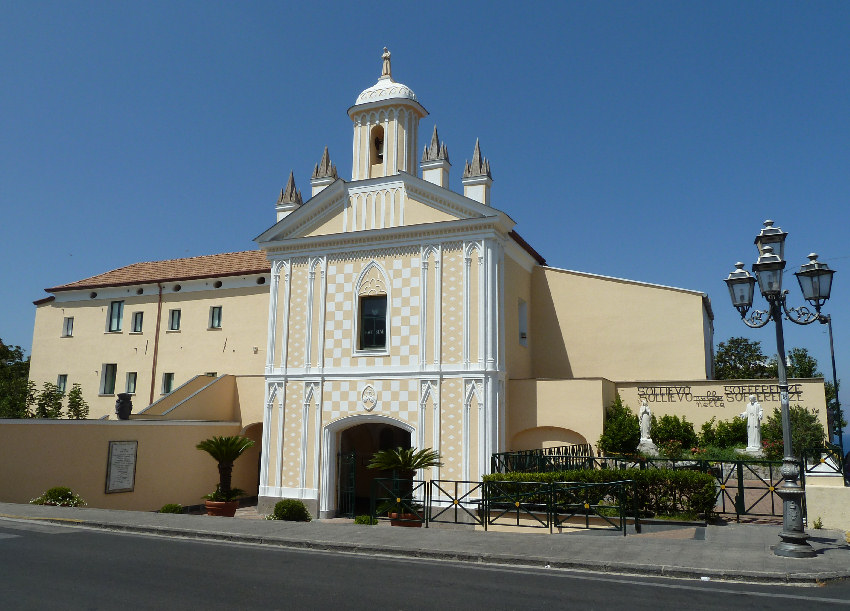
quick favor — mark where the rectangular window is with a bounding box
[205,372,217,377]
[359,295,387,350]
[131,312,144,333]
[57,374,67,393]
[62,317,74,337]
[209,306,222,329]
[168,309,181,331]
[162,372,175,394]
[107,301,124,332]
[126,372,137,394]
[101,364,117,395]
[518,299,528,347]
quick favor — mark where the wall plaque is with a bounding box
[106,440,138,493]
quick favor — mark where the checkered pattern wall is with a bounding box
[323,248,420,368]
[323,378,419,428]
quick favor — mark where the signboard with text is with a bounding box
[105,440,138,494]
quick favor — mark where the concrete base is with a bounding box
[258,495,319,519]
[743,447,764,457]
[638,439,657,455]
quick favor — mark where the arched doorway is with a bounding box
[321,415,413,518]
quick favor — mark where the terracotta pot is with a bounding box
[389,512,422,527]
[205,500,239,517]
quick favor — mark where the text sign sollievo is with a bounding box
[636,384,804,408]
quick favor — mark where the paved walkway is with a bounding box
[0,501,847,585]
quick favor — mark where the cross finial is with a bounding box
[381,47,392,80]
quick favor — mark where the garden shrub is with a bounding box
[29,486,86,507]
[158,503,184,514]
[268,499,312,522]
[761,405,825,458]
[699,418,717,447]
[354,514,378,525]
[597,395,639,455]
[651,414,698,449]
[714,417,747,449]
[482,468,716,520]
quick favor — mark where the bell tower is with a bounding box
[348,48,428,181]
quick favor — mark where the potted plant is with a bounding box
[196,435,255,517]
[367,447,442,526]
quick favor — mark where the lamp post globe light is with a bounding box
[724,220,836,559]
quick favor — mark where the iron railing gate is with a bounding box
[337,451,356,519]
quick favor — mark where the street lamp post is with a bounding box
[725,220,836,558]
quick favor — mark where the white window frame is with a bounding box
[209,306,222,329]
[168,309,181,331]
[107,301,124,332]
[62,317,74,337]
[131,311,143,333]
[126,372,137,395]
[352,261,391,357]
[57,374,67,393]
[100,363,117,395]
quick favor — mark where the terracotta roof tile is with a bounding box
[47,250,271,292]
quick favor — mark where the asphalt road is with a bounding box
[1,518,848,610]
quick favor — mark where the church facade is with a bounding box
[34,51,832,518]
[251,50,715,516]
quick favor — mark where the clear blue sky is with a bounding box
[2,2,848,442]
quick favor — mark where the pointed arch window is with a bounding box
[354,262,390,355]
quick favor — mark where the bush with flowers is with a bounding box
[29,486,86,507]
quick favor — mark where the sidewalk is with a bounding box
[1,501,847,585]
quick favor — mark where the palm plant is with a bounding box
[196,435,255,500]
[367,447,442,476]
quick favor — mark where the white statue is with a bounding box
[740,395,764,456]
[637,400,658,455]
[639,400,652,441]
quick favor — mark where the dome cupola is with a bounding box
[348,48,427,181]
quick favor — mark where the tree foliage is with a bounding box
[761,405,826,458]
[597,395,639,455]
[66,383,89,419]
[34,382,63,419]
[714,337,772,380]
[0,340,31,418]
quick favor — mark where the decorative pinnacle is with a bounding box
[312,146,338,180]
[462,139,491,179]
[380,47,392,80]
[277,171,302,207]
[421,125,449,163]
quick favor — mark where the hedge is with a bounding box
[482,468,716,519]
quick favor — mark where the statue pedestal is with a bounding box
[743,446,764,457]
[638,439,658,456]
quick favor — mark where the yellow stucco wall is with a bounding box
[507,378,615,450]
[530,267,711,381]
[504,255,533,379]
[805,481,850,531]
[616,378,828,432]
[30,284,268,420]
[0,420,260,510]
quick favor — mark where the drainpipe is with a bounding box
[149,282,164,404]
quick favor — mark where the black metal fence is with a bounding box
[369,477,634,534]
[490,451,808,521]
[491,444,595,474]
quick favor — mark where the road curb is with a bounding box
[15,515,850,585]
